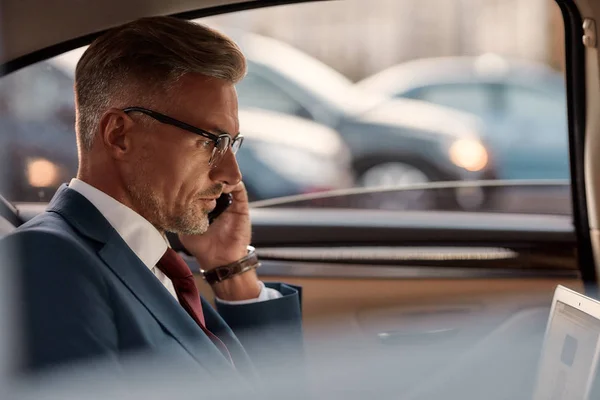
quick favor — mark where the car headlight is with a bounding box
[448,139,489,172]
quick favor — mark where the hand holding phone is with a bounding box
[208,192,233,225]
[177,183,251,274]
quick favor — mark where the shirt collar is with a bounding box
[68,178,168,270]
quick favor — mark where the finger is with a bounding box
[229,181,249,203]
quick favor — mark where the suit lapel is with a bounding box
[47,185,233,372]
[99,235,233,371]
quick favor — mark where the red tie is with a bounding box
[157,248,234,366]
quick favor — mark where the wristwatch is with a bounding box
[201,245,261,285]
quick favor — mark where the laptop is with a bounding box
[533,285,600,400]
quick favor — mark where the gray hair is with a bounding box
[74,16,247,151]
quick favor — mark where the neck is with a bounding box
[77,162,136,213]
[77,163,166,236]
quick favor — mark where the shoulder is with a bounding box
[16,209,74,236]
[1,211,105,287]
[3,211,79,256]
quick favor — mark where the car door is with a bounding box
[403,83,521,175]
[177,202,578,395]
[196,0,581,393]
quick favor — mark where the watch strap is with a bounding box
[201,246,260,285]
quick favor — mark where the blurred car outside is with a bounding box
[214,28,499,209]
[356,54,569,181]
[236,108,354,201]
[0,56,354,203]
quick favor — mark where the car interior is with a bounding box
[1,0,600,398]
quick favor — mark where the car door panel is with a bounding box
[196,273,580,334]
[192,260,579,394]
[165,206,581,386]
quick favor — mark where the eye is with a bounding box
[199,140,213,149]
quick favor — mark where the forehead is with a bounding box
[164,73,239,135]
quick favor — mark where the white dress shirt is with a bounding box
[68,178,281,305]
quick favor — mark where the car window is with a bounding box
[407,84,493,117]
[498,85,569,147]
[0,61,77,202]
[0,0,570,215]
[0,62,74,124]
[502,85,567,125]
[235,73,310,118]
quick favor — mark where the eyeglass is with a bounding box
[122,107,244,168]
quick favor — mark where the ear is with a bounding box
[98,108,136,160]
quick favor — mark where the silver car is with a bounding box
[221,30,498,209]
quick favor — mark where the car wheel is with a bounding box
[356,160,441,210]
[359,162,431,188]
[357,159,495,211]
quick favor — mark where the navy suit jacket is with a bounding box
[1,186,303,377]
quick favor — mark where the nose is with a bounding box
[209,148,242,187]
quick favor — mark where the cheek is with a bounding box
[140,149,188,198]
[146,140,212,195]
[173,157,212,199]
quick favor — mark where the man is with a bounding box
[0,16,302,375]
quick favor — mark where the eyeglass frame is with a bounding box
[122,106,244,167]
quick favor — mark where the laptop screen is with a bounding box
[533,301,600,400]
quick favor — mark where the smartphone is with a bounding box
[208,192,233,225]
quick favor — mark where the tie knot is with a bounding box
[157,248,193,280]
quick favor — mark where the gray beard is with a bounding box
[126,178,209,235]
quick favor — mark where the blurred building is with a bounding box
[207,0,562,81]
